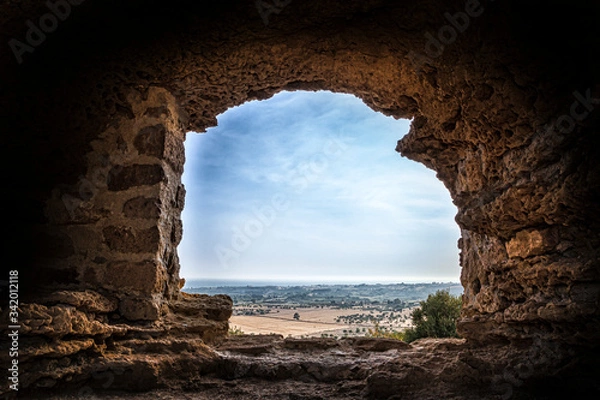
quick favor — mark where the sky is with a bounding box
[179,90,461,284]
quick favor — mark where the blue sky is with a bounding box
[179,91,461,283]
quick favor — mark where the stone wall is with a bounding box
[2,0,598,335]
[39,87,186,321]
[1,0,599,396]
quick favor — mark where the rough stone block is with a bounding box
[26,338,96,360]
[171,293,233,321]
[105,261,164,294]
[123,196,162,219]
[135,124,166,157]
[107,164,165,191]
[165,134,185,173]
[119,297,161,321]
[40,290,118,313]
[103,226,160,253]
[34,266,79,286]
[18,304,127,338]
[171,218,183,244]
[133,124,183,173]
[34,231,75,259]
[569,283,600,306]
[506,228,559,259]
[175,184,186,210]
[144,106,171,118]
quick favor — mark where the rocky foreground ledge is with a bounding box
[0,290,232,397]
[2,290,599,399]
[33,335,600,399]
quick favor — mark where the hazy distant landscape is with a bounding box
[185,281,462,338]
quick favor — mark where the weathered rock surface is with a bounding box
[1,0,599,398]
[0,290,232,397]
[22,336,599,399]
[40,290,119,314]
[15,303,126,338]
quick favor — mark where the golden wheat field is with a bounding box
[229,306,414,337]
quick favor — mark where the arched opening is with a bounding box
[181,90,460,284]
[179,90,462,337]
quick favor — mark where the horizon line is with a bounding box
[182,276,462,285]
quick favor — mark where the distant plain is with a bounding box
[185,281,462,338]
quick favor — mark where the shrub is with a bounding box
[367,323,405,341]
[403,290,461,343]
[228,326,245,336]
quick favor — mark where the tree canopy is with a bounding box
[404,290,462,343]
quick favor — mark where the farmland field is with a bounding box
[185,281,462,338]
[230,305,415,337]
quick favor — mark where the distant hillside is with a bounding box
[185,282,463,306]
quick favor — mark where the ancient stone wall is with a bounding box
[41,87,187,321]
[2,0,599,335]
[1,0,599,396]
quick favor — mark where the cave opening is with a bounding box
[4,0,600,397]
[179,90,462,337]
[179,90,461,285]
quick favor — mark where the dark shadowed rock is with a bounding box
[2,0,599,398]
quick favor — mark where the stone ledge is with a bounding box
[39,290,118,314]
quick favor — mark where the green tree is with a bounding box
[403,290,462,343]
